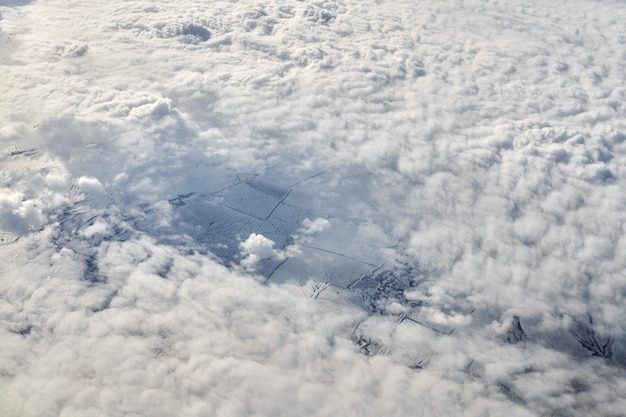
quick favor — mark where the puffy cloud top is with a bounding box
[1,0,626,416]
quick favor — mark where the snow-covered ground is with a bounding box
[1,1,626,416]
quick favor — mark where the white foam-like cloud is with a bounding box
[77,176,105,195]
[1,0,626,416]
[79,219,109,238]
[239,233,285,270]
[300,217,330,235]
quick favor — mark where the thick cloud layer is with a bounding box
[1,0,626,416]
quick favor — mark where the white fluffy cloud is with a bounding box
[300,217,330,235]
[1,0,626,416]
[77,176,105,195]
[239,233,284,270]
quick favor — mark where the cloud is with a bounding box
[5,232,624,417]
[1,0,626,416]
[238,233,285,270]
[77,176,105,195]
[300,217,330,235]
[79,219,109,238]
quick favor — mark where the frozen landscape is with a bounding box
[1,0,626,416]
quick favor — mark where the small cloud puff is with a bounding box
[77,176,105,195]
[79,219,109,238]
[239,233,285,269]
[300,217,330,235]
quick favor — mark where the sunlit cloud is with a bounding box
[1,0,626,416]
